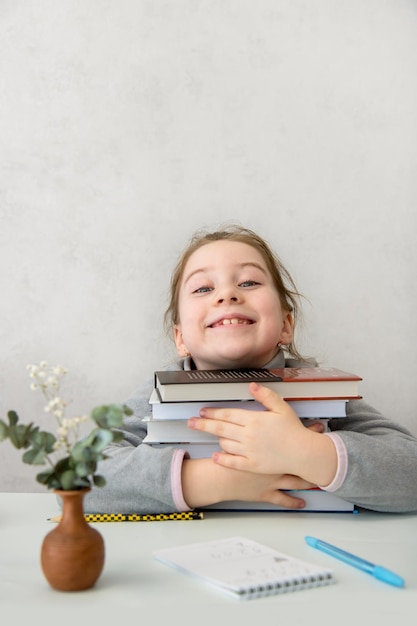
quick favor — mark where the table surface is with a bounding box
[1,493,416,624]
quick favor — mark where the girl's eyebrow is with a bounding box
[183,262,267,285]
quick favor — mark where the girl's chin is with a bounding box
[199,355,264,370]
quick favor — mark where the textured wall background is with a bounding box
[1,1,416,491]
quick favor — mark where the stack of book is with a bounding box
[144,366,363,513]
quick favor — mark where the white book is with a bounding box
[203,489,356,513]
[149,389,347,420]
[143,439,222,456]
[153,536,335,600]
[143,421,219,443]
[143,416,329,443]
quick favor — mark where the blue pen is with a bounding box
[305,536,405,588]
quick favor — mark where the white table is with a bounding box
[1,493,416,624]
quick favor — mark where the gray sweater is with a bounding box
[84,355,417,514]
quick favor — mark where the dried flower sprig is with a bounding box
[26,362,89,456]
[0,362,132,491]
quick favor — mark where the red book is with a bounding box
[154,367,362,402]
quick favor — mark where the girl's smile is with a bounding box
[208,315,254,328]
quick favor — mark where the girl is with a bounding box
[86,225,417,514]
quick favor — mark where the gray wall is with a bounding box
[1,1,416,491]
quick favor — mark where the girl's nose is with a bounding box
[217,285,240,303]
[217,295,238,303]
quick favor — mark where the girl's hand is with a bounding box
[181,457,317,510]
[187,382,337,486]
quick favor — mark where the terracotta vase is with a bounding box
[41,488,105,591]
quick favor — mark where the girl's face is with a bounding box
[174,240,293,370]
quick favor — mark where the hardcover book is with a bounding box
[143,440,222,456]
[143,427,220,445]
[149,389,348,420]
[154,367,362,402]
[143,416,331,443]
[202,489,356,513]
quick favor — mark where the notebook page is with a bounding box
[154,536,335,599]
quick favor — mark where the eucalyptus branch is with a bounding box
[0,363,132,491]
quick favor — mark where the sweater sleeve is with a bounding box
[322,399,417,513]
[83,373,191,514]
[317,432,348,492]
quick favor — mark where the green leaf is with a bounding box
[71,441,94,463]
[77,429,113,455]
[59,470,79,490]
[75,460,96,478]
[36,469,55,484]
[71,475,91,489]
[90,406,110,427]
[30,430,56,453]
[9,424,33,449]
[7,410,19,427]
[22,447,48,465]
[0,420,9,441]
[54,456,74,473]
[112,430,124,443]
[91,404,128,429]
[93,474,106,487]
[36,468,62,490]
[90,429,113,452]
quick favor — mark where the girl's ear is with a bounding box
[174,326,190,357]
[279,311,294,346]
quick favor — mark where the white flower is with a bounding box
[52,439,66,452]
[27,364,39,378]
[63,417,79,429]
[75,415,88,425]
[45,397,61,413]
[52,366,67,377]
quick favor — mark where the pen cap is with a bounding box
[373,566,405,588]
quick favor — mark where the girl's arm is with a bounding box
[188,383,417,513]
[181,457,316,509]
[326,399,417,512]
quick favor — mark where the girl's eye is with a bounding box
[192,280,260,293]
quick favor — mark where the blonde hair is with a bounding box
[164,224,305,360]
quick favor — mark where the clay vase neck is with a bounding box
[41,488,105,591]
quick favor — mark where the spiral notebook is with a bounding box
[153,535,335,600]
